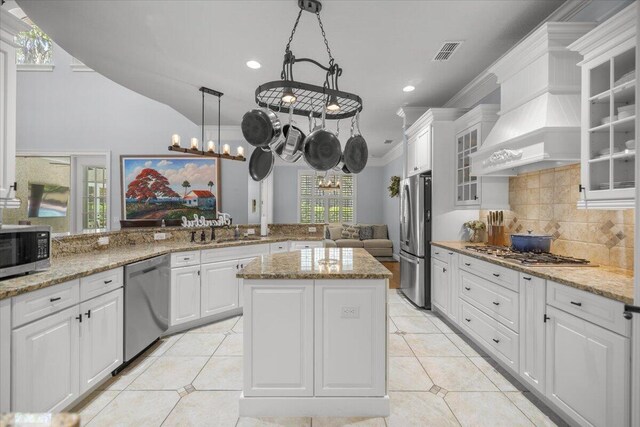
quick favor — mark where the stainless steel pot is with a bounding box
[342,114,368,174]
[248,147,275,182]
[510,230,552,253]
[241,108,282,149]
[303,107,342,171]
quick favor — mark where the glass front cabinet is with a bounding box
[454,105,509,209]
[569,5,636,208]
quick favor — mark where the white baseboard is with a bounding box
[392,253,399,261]
[239,394,390,417]
[163,308,243,336]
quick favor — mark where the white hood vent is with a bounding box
[470,22,596,176]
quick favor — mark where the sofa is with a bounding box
[324,224,393,258]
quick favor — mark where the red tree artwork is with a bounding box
[126,168,179,201]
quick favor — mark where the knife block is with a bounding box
[489,226,507,247]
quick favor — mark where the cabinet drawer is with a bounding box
[459,254,518,292]
[80,267,123,302]
[459,271,519,332]
[459,299,519,372]
[171,250,201,268]
[201,243,270,263]
[431,246,453,264]
[12,280,80,328]
[269,241,290,253]
[546,280,629,337]
[289,241,323,251]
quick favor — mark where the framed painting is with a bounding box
[120,155,221,221]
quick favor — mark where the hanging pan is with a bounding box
[249,147,275,181]
[241,107,281,149]
[275,109,305,163]
[303,105,342,171]
[342,113,368,174]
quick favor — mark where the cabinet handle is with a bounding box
[75,314,83,323]
[85,309,91,318]
[465,318,471,322]
[448,252,454,255]
[197,270,200,276]
[492,301,500,306]
[236,264,239,269]
[49,297,61,302]
[570,301,582,307]
[492,338,500,344]
[464,262,471,266]
[434,251,440,255]
[464,286,471,291]
[442,267,447,273]
[104,279,113,284]
[523,276,532,281]
[492,273,500,277]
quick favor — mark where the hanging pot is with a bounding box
[275,109,304,162]
[342,113,368,174]
[241,108,282,149]
[303,107,342,171]
[249,147,275,181]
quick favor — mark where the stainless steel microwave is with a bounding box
[0,225,51,279]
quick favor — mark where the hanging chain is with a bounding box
[316,11,334,65]
[285,9,303,54]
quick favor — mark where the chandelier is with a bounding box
[317,173,341,192]
[169,87,246,162]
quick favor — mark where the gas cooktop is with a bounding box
[464,245,595,267]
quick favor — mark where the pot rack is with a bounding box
[169,87,246,162]
[254,0,363,120]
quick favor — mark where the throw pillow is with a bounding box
[359,225,374,240]
[341,224,360,240]
[328,225,342,240]
[372,224,388,240]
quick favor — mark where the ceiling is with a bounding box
[15,0,563,156]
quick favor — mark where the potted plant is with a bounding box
[388,176,400,198]
[463,220,486,243]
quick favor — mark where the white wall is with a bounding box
[382,155,402,255]
[15,42,250,228]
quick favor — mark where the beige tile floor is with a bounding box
[73,290,568,427]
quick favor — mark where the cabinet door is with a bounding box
[415,127,431,173]
[12,305,80,412]
[170,265,201,326]
[405,137,416,176]
[201,260,239,318]
[243,280,314,396]
[314,280,386,396]
[431,258,448,314]
[447,253,459,324]
[79,288,123,394]
[0,38,19,202]
[238,257,260,308]
[518,274,545,394]
[545,306,630,427]
[1,299,11,412]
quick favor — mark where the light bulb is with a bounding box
[237,146,245,157]
[282,87,296,104]
[326,94,340,112]
[223,144,231,155]
[190,137,199,149]
[171,134,181,147]
[207,140,215,152]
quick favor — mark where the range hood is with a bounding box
[470,22,596,176]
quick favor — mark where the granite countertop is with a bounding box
[0,236,324,301]
[432,241,634,304]
[0,413,79,427]
[237,247,393,280]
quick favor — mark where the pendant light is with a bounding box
[169,87,246,162]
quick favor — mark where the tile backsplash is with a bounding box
[480,164,634,270]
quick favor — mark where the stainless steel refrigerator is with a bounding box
[399,173,431,308]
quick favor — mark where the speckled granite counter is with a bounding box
[0,236,324,300]
[0,413,79,427]
[237,247,392,280]
[432,241,634,304]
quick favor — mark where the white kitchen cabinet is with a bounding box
[12,305,80,412]
[170,265,201,326]
[454,105,508,209]
[569,4,636,209]
[243,280,314,397]
[79,289,123,394]
[545,306,630,427]
[431,257,449,315]
[405,126,431,176]
[0,298,11,412]
[289,241,324,251]
[0,10,29,207]
[518,274,546,395]
[314,280,386,397]
[201,260,239,317]
[405,135,417,176]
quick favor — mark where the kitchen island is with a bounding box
[236,247,392,417]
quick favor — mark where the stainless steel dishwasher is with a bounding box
[123,254,170,363]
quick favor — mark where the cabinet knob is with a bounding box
[442,267,447,273]
[465,318,471,322]
[464,286,471,291]
[75,314,83,323]
[85,310,91,318]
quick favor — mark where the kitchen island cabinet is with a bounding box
[237,248,391,417]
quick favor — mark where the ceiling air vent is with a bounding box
[433,41,463,62]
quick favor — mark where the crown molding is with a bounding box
[406,108,468,137]
[454,104,500,132]
[444,73,499,108]
[0,8,30,43]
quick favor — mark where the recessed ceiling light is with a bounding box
[246,60,261,69]
[403,85,415,92]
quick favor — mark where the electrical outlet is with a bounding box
[154,232,167,240]
[341,306,360,319]
[97,237,109,246]
[246,228,256,235]
[308,226,317,232]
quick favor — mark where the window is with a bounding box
[15,24,53,66]
[82,166,108,231]
[298,171,356,224]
